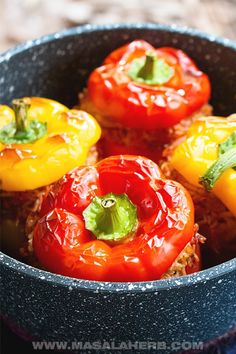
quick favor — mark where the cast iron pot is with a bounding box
[0,24,236,354]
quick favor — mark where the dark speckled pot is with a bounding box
[0,24,236,354]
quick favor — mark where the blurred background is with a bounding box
[0,0,235,52]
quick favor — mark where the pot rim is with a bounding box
[0,22,235,62]
[1,251,236,292]
[0,23,236,292]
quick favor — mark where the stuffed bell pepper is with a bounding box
[0,97,101,258]
[163,114,236,262]
[32,155,204,282]
[80,40,211,162]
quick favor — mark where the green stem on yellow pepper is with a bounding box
[200,147,236,190]
[0,98,47,144]
[12,98,30,134]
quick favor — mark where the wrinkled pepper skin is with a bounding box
[171,115,236,217]
[0,97,101,191]
[33,155,195,282]
[87,40,211,130]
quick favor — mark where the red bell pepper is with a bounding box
[87,40,211,130]
[33,155,196,282]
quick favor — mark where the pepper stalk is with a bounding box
[83,193,138,242]
[200,147,236,190]
[128,51,175,85]
[0,98,47,144]
[12,98,30,134]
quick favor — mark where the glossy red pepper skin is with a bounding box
[87,40,211,130]
[34,155,195,281]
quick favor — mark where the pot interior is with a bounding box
[0,24,236,272]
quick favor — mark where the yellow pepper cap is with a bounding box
[171,115,236,217]
[0,97,101,191]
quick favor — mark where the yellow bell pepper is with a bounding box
[0,97,101,191]
[171,115,236,217]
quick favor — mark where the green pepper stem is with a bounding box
[0,98,47,144]
[128,51,174,85]
[100,197,125,235]
[137,52,156,80]
[12,98,31,133]
[200,147,236,190]
[83,193,137,242]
